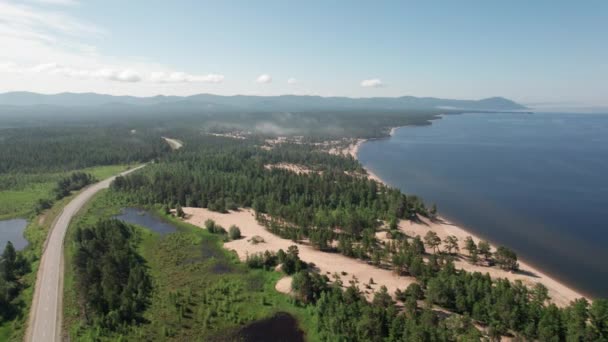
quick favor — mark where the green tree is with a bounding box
[565,298,590,341]
[176,204,185,218]
[463,236,477,256]
[1,241,17,281]
[537,304,564,341]
[590,299,608,340]
[478,240,492,262]
[443,235,459,255]
[495,246,519,271]
[424,231,441,254]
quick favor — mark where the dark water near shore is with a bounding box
[358,112,608,298]
[0,218,28,251]
[114,208,178,235]
[214,312,304,342]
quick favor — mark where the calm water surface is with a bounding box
[358,112,608,298]
[0,218,28,251]
[114,208,177,235]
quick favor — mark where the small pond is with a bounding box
[114,208,178,235]
[0,218,28,251]
[216,312,305,342]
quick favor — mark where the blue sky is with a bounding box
[0,1,606,106]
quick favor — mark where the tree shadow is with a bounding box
[513,268,541,279]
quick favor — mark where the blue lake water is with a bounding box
[0,218,28,251]
[358,112,608,298]
[114,208,178,235]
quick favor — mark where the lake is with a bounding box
[358,112,608,298]
[0,218,28,251]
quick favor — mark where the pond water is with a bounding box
[115,208,235,273]
[0,218,28,251]
[114,208,178,235]
[223,312,305,342]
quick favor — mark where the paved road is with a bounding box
[26,165,145,342]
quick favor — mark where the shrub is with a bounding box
[229,225,241,240]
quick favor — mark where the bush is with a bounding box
[245,251,278,269]
[229,225,241,240]
[205,219,226,235]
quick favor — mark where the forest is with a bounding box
[0,242,30,326]
[1,111,606,341]
[0,126,169,174]
[107,132,608,341]
[72,219,151,330]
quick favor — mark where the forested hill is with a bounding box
[0,92,527,111]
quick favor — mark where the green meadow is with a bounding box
[0,164,132,220]
[62,191,317,341]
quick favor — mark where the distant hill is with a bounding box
[0,92,527,111]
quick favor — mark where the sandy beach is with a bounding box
[180,127,587,307]
[398,215,585,307]
[344,138,387,185]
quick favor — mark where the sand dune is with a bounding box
[184,205,585,307]
[183,207,416,300]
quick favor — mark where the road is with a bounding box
[26,165,146,342]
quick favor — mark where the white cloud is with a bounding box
[256,74,272,84]
[360,78,384,88]
[287,77,297,85]
[150,71,224,83]
[0,62,142,82]
[105,69,141,82]
[31,0,80,6]
[0,2,103,37]
[0,2,224,92]
[30,62,59,72]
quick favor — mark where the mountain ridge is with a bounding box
[0,91,527,111]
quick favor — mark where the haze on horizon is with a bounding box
[0,0,606,108]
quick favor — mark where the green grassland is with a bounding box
[0,164,132,220]
[0,190,80,340]
[63,191,317,341]
[0,164,134,341]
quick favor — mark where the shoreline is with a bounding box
[352,126,588,307]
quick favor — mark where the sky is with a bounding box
[0,0,606,106]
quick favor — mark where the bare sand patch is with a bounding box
[183,207,417,300]
[264,163,317,175]
[162,137,183,150]
[399,215,586,307]
[208,132,247,140]
[275,276,293,295]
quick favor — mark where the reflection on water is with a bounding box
[115,208,235,274]
[0,218,28,251]
[215,312,304,342]
[114,208,177,235]
[358,112,608,298]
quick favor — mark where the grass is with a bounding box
[0,191,76,341]
[0,164,135,341]
[62,191,319,341]
[0,164,131,220]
